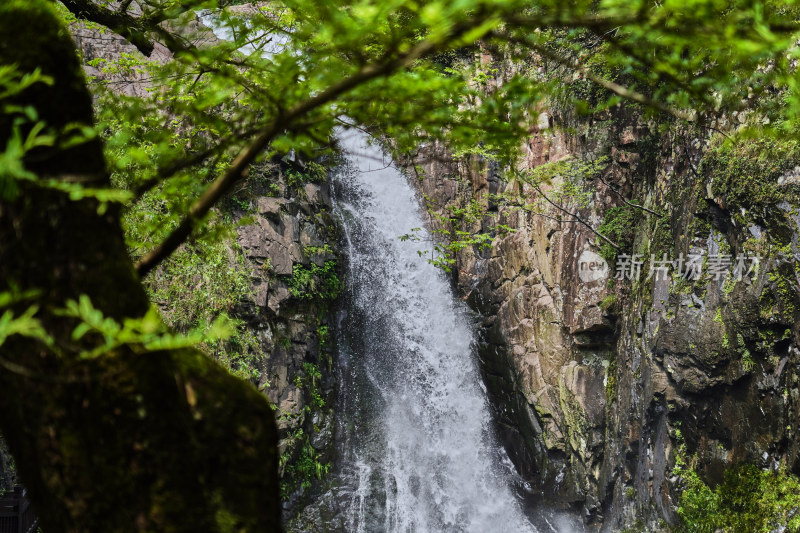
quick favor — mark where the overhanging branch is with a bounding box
[532,183,621,250]
[134,23,468,277]
[61,0,157,56]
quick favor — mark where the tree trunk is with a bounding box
[0,1,281,531]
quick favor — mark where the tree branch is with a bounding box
[118,0,135,14]
[134,124,277,277]
[596,172,662,217]
[586,148,662,218]
[61,0,156,56]
[130,140,235,202]
[134,27,459,277]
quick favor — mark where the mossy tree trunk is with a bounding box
[0,1,280,531]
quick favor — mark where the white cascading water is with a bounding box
[330,129,538,533]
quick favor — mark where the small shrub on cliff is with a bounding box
[409,195,498,273]
[294,362,325,410]
[675,457,800,533]
[599,294,618,313]
[286,162,327,190]
[288,260,342,304]
[280,431,330,500]
[523,156,606,209]
[597,206,639,263]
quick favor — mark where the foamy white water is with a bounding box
[331,129,537,533]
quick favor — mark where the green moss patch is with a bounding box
[701,136,800,212]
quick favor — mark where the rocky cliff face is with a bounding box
[235,161,342,518]
[405,106,800,530]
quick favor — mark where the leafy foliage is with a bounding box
[0,300,51,352]
[0,65,126,208]
[675,458,800,533]
[145,236,265,381]
[522,156,607,207]
[286,162,327,190]
[42,0,800,285]
[702,135,800,213]
[0,291,235,363]
[294,362,325,410]
[280,428,330,499]
[61,295,235,357]
[597,205,639,263]
[287,260,342,304]
[401,195,510,272]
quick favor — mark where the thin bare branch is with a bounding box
[532,183,620,250]
[596,172,662,217]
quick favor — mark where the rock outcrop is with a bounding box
[234,160,342,518]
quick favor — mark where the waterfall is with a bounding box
[329,129,539,533]
[198,17,573,533]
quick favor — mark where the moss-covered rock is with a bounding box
[701,136,800,214]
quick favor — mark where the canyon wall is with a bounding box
[405,105,800,530]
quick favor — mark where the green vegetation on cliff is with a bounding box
[702,136,800,213]
[676,458,800,533]
[288,260,342,304]
[597,205,639,263]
